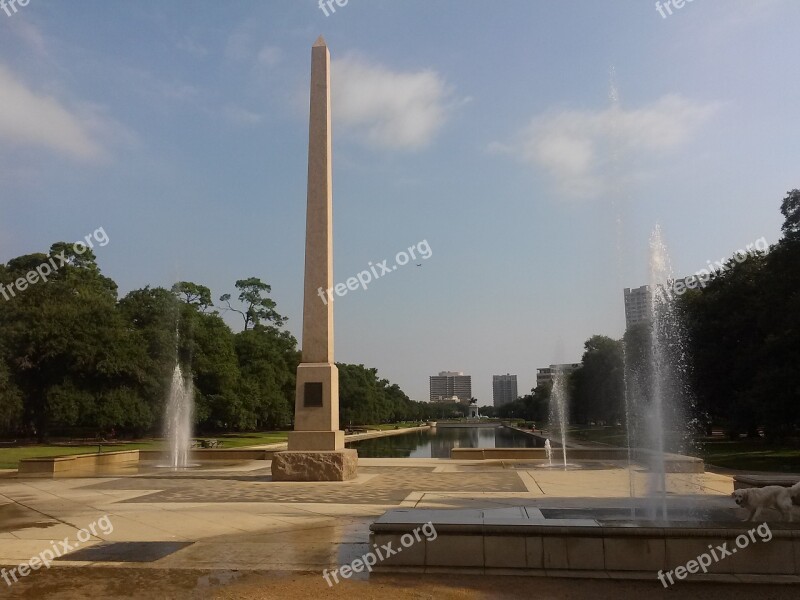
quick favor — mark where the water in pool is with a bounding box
[347,426,539,458]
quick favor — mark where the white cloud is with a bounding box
[225,30,252,62]
[493,95,719,197]
[176,36,208,58]
[0,65,105,161]
[8,19,48,58]
[223,105,264,125]
[332,55,455,149]
[257,45,282,68]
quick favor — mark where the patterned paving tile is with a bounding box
[80,467,526,505]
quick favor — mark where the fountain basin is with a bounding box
[370,506,800,577]
[17,450,140,477]
[15,449,279,478]
[449,447,704,473]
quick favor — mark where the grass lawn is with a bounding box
[562,426,800,473]
[567,425,629,447]
[213,432,289,447]
[0,442,159,470]
[0,432,292,469]
[359,422,425,431]
[699,439,800,472]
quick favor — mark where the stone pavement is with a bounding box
[0,458,734,575]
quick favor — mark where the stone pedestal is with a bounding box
[271,449,358,481]
[287,430,343,451]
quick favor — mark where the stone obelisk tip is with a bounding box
[313,35,327,48]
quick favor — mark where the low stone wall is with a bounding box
[435,422,502,428]
[449,447,704,473]
[345,426,430,442]
[18,450,140,477]
[371,518,800,577]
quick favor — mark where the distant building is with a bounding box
[431,395,461,404]
[430,371,472,403]
[623,285,652,329]
[492,374,518,407]
[536,363,581,388]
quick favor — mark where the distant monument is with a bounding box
[271,37,358,481]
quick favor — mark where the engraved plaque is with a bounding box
[304,382,323,407]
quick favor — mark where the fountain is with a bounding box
[163,361,194,469]
[544,438,552,467]
[549,369,570,469]
[620,225,693,520]
[646,226,672,519]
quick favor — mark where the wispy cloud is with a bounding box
[0,64,106,161]
[225,30,252,62]
[176,35,208,58]
[6,19,48,58]
[224,26,282,70]
[257,45,282,68]
[223,105,264,125]
[491,95,719,198]
[332,54,457,150]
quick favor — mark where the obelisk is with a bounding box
[271,37,358,481]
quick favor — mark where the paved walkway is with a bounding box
[0,458,746,597]
[0,459,732,569]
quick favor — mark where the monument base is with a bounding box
[287,430,344,451]
[271,449,358,481]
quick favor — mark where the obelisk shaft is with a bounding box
[289,36,342,450]
[302,37,334,364]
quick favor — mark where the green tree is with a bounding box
[0,343,23,434]
[499,385,550,422]
[337,364,420,425]
[220,278,287,330]
[780,188,800,241]
[231,325,298,430]
[679,190,800,440]
[0,244,149,440]
[570,336,624,425]
[172,281,214,313]
[117,286,182,433]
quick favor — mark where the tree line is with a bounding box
[0,249,447,440]
[499,190,800,441]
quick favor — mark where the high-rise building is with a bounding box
[536,363,581,388]
[492,374,518,407]
[623,285,652,329]
[430,371,472,403]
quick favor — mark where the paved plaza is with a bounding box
[3,458,799,597]
[1,459,730,570]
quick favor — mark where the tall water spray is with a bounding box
[164,362,194,469]
[621,226,692,520]
[647,226,672,519]
[550,370,569,469]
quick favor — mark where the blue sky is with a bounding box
[1,0,798,402]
